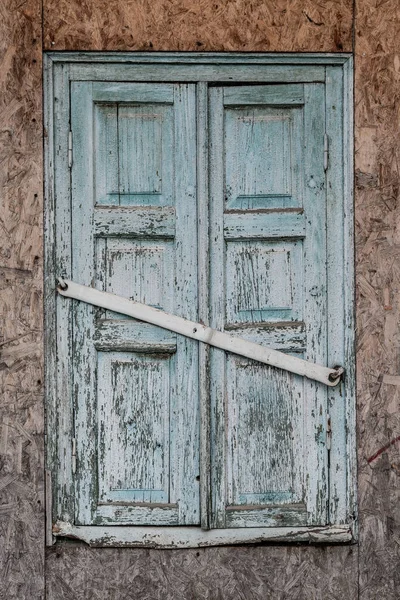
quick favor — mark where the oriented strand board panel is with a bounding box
[46,544,358,600]
[43,0,353,52]
[0,1,44,599]
[355,0,400,598]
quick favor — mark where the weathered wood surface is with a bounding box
[207,80,344,530]
[66,82,200,527]
[53,521,352,546]
[43,0,353,52]
[0,0,44,598]
[355,0,400,598]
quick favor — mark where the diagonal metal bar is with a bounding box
[57,279,343,387]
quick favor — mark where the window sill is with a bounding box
[52,521,353,548]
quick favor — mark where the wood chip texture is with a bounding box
[0,1,44,599]
[43,0,353,52]
[46,544,358,600]
[355,1,400,598]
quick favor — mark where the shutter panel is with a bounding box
[71,82,200,526]
[208,84,328,528]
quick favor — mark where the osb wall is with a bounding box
[0,1,44,599]
[42,0,353,52]
[0,0,399,598]
[355,1,400,598]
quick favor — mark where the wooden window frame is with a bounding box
[44,52,356,548]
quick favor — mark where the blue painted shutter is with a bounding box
[208,84,329,527]
[69,78,336,530]
[71,83,200,526]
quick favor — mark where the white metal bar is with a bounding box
[57,279,343,387]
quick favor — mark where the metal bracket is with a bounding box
[328,365,345,383]
[324,132,329,171]
[68,131,73,169]
[72,437,76,475]
[326,415,332,451]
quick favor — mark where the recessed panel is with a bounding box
[94,103,173,206]
[98,352,171,503]
[226,240,302,324]
[94,104,119,205]
[103,239,174,315]
[226,356,303,507]
[225,107,303,210]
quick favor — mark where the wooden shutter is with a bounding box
[70,82,200,526]
[208,84,329,528]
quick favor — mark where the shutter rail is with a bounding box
[57,278,344,387]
